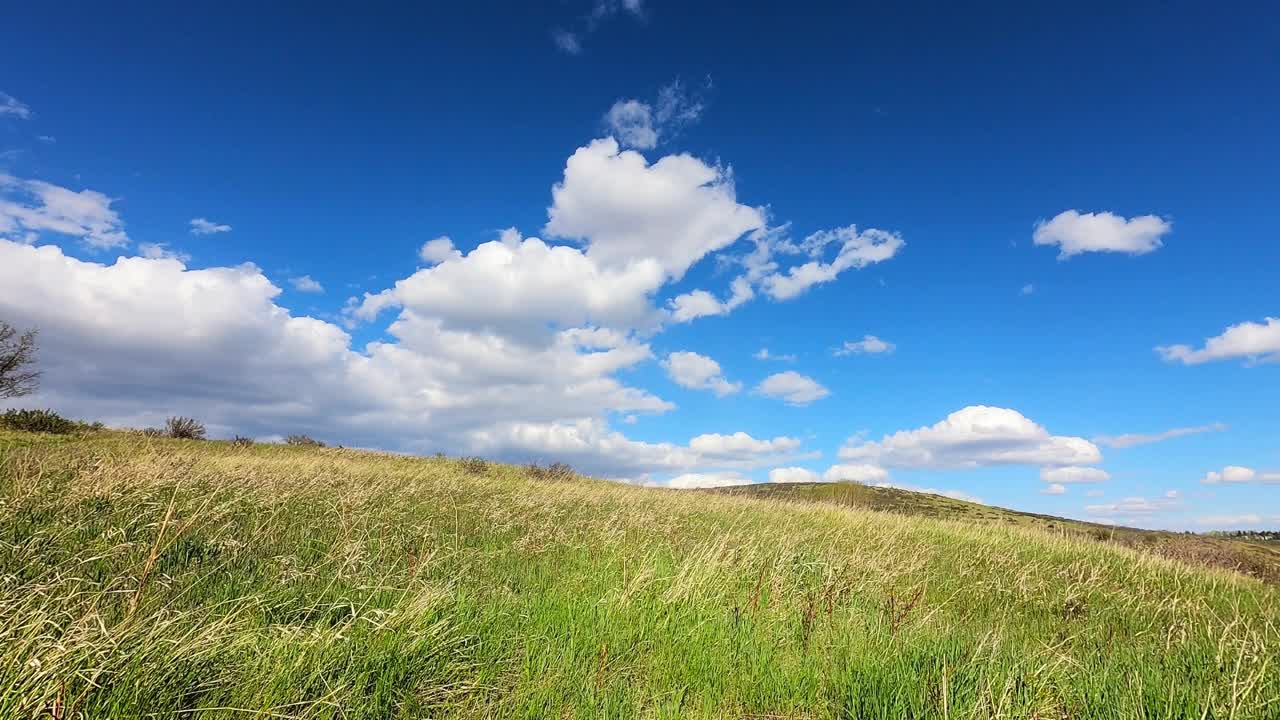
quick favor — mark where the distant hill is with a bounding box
[709,480,1280,584]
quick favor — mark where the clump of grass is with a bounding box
[0,408,77,434]
[285,434,326,447]
[164,416,206,440]
[231,435,254,447]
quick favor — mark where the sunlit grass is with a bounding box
[1,431,1277,718]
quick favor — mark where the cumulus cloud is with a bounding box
[419,235,460,264]
[662,351,741,396]
[1201,465,1280,485]
[1040,466,1110,484]
[840,406,1102,470]
[1156,317,1280,366]
[290,275,324,293]
[353,228,665,345]
[468,418,804,479]
[545,138,764,279]
[769,466,819,484]
[0,175,129,249]
[834,335,894,356]
[603,100,658,150]
[761,225,904,300]
[1,92,32,119]
[1042,483,1067,495]
[1033,210,1170,259]
[1094,422,1227,448]
[0,239,700,477]
[822,463,889,484]
[190,217,232,235]
[754,371,830,406]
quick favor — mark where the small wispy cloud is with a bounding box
[834,335,895,356]
[754,348,796,362]
[553,0,646,54]
[190,217,232,235]
[1020,283,1034,295]
[1094,422,1226,449]
[290,275,324,293]
[0,92,32,119]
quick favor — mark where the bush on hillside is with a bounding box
[285,434,326,447]
[526,462,575,481]
[165,416,206,440]
[459,456,488,474]
[232,435,254,447]
[0,408,77,434]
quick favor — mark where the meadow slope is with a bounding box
[1,430,1277,718]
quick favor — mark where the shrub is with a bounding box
[165,416,206,440]
[0,408,77,434]
[459,456,489,474]
[527,462,576,481]
[285,434,326,447]
[232,435,254,447]
[141,427,165,438]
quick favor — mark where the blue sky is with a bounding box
[2,1,1277,529]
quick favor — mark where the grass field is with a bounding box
[2,429,1278,718]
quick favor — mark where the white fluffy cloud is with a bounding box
[1094,422,1227,448]
[190,217,232,235]
[138,242,191,262]
[1040,466,1110,484]
[544,138,764,279]
[468,419,804,479]
[418,235,460,264]
[353,229,665,345]
[1201,466,1280,485]
[834,335,895,356]
[769,467,819,484]
[840,406,1102,470]
[762,226,904,300]
[0,239,690,476]
[1,175,129,249]
[1033,210,1170,259]
[822,463,890,484]
[1042,483,1067,495]
[662,351,740,396]
[0,92,31,119]
[754,371,830,406]
[1156,317,1280,366]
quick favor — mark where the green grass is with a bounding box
[2,430,1277,718]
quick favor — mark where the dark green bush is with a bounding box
[285,434,326,447]
[0,408,77,434]
[165,416,206,440]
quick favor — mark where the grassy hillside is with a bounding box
[2,430,1278,718]
[711,481,1280,584]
